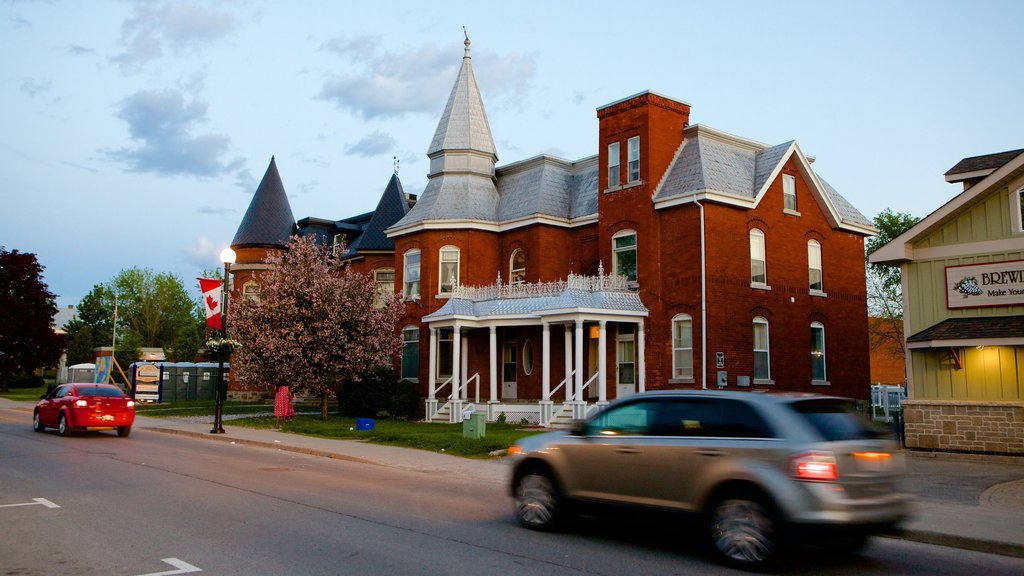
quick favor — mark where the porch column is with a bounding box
[540,321,552,425]
[426,327,437,420]
[488,326,498,420]
[574,319,584,402]
[598,320,608,405]
[461,331,470,401]
[451,323,463,423]
[638,319,646,393]
[564,324,573,403]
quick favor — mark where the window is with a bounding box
[437,329,453,379]
[401,326,419,380]
[523,339,534,375]
[652,399,773,438]
[585,400,657,436]
[753,317,771,381]
[607,142,620,188]
[627,136,640,183]
[503,341,517,382]
[617,328,636,386]
[403,250,420,299]
[1018,188,1024,232]
[811,322,826,382]
[783,174,797,211]
[242,281,260,303]
[807,240,823,292]
[374,268,395,307]
[510,249,526,285]
[672,314,693,380]
[332,233,346,256]
[750,229,767,285]
[613,230,637,283]
[439,246,460,293]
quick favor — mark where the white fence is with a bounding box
[870,384,906,423]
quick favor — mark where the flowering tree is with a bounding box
[230,235,403,419]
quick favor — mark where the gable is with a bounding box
[915,183,1018,249]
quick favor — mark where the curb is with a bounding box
[147,427,381,466]
[885,530,1024,559]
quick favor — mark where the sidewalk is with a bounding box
[130,413,1024,559]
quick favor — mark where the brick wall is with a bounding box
[903,400,1024,454]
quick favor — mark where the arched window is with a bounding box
[753,316,771,381]
[672,314,693,380]
[749,229,767,285]
[807,240,823,292]
[403,250,420,299]
[811,322,827,382]
[613,229,638,283]
[401,325,419,381]
[439,245,460,293]
[510,249,526,285]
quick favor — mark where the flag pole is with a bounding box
[110,297,118,386]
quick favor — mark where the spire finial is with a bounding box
[463,27,470,58]
[393,156,400,175]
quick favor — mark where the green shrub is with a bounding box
[5,373,45,389]
[337,367,420,420]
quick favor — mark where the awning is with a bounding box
[906,315,1024,349]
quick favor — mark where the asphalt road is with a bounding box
[2,409,1024,576]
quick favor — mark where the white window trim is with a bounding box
[612,229,638,286]
[783,174,799,214]
[810,321,829,386]
[749,228,769,288]
[753,316,773,384]
[607,141,620,190]
[616,330,636,385]
[403,249,421,300]
[807,240,824,294]
[670,313,694,383]
[627,136,640,183]
[522,339,534,376]
[1013,186,1024,234]
[509,249,526,285]
[438,245,460,296]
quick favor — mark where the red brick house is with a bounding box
[229,38,876,423]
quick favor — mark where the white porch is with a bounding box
[422,271,648,427]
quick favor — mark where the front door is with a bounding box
[587,336,599,400]
[616,331,636,399]
[502,341,517,399]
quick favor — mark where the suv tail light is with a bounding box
[791,451,838,482]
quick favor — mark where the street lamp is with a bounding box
[212,247,236,434]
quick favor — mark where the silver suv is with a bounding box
[509,390,910,570]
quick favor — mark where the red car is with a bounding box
[33,383,136,437]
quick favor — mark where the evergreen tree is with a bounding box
[0,248,65,391]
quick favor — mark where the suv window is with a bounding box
[652,398,774,438]
[586,400,658,435]
[787,399,875,441]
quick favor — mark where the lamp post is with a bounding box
[212,247,236,434]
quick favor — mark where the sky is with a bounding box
[2,0,1022,310]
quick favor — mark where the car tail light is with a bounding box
[791,451,838,482]
[126,400,136,408]
[75,399,88,408]
[508,444,524,455]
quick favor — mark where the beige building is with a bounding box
[870,148,1024,454]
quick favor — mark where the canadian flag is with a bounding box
[199,278,224,329]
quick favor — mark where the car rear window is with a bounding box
[787,399,876,441]
[74,386,124,398]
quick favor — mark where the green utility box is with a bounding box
[462,412,486,439]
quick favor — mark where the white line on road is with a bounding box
[134,558,202,576]
[0,498,60,509]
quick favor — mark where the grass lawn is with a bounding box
[0,386,48,402]
[136,399,546,458]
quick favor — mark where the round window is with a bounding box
[523,340,534,375]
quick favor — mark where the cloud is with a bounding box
[185,235,226,270]
[197,206,233,216]
[20,77,51,99]
[107,88,242,178]
[112,1,235,74]
[66,44,96,56]
[345,130,396,157]
[318,37,537,119]
[62,161,98,173]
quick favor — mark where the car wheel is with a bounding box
[58,413,72,436]
[708,489,782,570]
[117,426,131,438]
[514,468,562,531]
[32,411,45,432]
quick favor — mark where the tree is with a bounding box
[0,247,65,392]
[231,235,403,420]
[866,209,920,361]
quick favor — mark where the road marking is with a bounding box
[0,498,60,509]
[135,558,202,576]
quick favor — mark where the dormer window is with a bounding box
[332,233,346,256]
[627,136,640,183]
[783,174,797,212]
[607,142,620,188]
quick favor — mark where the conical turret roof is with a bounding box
[232,156,296,248]
[349,172,409,251]
[427,36,497,160]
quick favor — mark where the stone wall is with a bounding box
[903,400,1024,454]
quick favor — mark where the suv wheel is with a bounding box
[708,489,781,570]
[514,469,562,530]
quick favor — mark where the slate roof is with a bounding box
[425,287,647,321]
[232,157,296,248]
[427,37,497,159]
[655,125,873,230]
[349,173,410,251]
[945,149,1024,177]
[907,315,1024,343]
